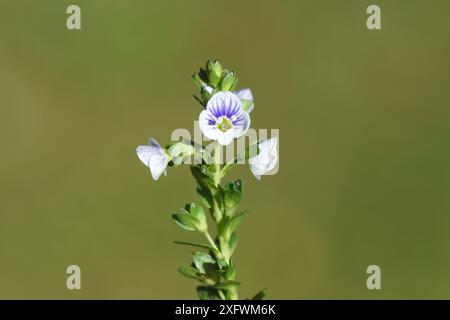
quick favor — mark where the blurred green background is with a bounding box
[1,0,450,299]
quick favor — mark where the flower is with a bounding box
[199,91,251,145]
[136,138,170,181]
[234,88,254,113]
[249,137,278,180]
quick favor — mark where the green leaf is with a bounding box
[201,149,214,165]
[178,266,200,280]
[190,165,215,191]
[196,68,209,85]
[188,203,207,230]
[224,261,236,280]
[229,78,238,91]
[196,186,212,208]
[173,240,213,251]
[215,280,241,289]
[193,252,222,285]
[220,71,238,91]
[223,180,243,213]
[172,203,208,232]
[193,252,216,274]
[192,72,206,89]
[171,213,201,232]
[196,286,222,300]
[228,232,238,255]
[189,203,204,220]
[218,211,247,240]
[206,59,222,86]
[252,288,268,300]
[200,164,215,178]
[203,263,221,281]
[228,211,247,232]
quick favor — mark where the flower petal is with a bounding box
[235,88,253,101]
[249,137,278,179]
[199,110,220,141]
[235,110,251,138]
[136,138,164,166]
[136,146,154,166]
[206,91,242,118]
[235,88,254,113]
[216,130,235,146]
[149,154,169,180]
[136,137,170,181]
[148,137,163,150]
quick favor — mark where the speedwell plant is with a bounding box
[136,60,278,300]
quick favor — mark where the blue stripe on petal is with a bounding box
[232,114,244,125]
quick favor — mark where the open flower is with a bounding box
[234,88,254,113]
[136,138,170,181]
[199,91,251,145]
[249,137,278,180]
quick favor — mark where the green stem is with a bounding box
[213,144,222,186]
[207,144,223,223]
[218,290,227,300]
[208,149,239,300]
[202,230,221,258]
[228,287,239,300]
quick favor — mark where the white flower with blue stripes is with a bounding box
[136,138,170,181]
[249,137,278,180]
[199,91,251,145]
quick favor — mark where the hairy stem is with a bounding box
[213,144,222,187]
[208,147,239,300]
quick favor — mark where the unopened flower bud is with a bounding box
[220,71,238,91]
[206,59,222,86]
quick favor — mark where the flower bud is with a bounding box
[206,59,222,86]
[172,203,208,232]
[223,180,243,212]
[168,142,195,158]
[188,203,208,232]
[167,142,195,167]
[220,71,238,91]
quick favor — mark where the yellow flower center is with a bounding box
[216,117,232,132]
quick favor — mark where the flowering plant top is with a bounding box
[136,59,278,300]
